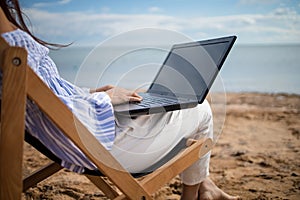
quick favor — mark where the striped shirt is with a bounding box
[1,29,116,173]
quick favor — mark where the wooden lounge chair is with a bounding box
[0,36,213,200]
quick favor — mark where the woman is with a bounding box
[0,1,239,199]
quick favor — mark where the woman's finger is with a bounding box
[129,96,142,102]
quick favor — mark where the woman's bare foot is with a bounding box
[198,177,241,200]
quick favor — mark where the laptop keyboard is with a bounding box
[132,93,179,108]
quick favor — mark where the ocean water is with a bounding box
[49,44,300,94]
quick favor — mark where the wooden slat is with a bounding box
[141,138,213,194]
[23,162,62,192]
[86,175,119,199]
[26,68,152,200]
[0,46,28,200]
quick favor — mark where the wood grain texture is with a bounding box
[23,162,62,192]
[141,138,213,194]
[0,46,28,200]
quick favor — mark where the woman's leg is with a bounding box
[111,100,213,173]
[181,183,200,200]
[179,101,213,200]
[180,100,213,186]
[178,102,240,200]
[112,100,241,199]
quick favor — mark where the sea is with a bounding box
[49,44,300,95]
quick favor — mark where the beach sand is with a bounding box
[22,92,300,200]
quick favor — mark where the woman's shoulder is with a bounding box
[2,28,34,45]
[1,28,23,38]
[1,28,49,55]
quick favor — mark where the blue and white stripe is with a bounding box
[1,29,116,173]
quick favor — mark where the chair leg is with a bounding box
[86,174,119,199]
[23,162,62,192]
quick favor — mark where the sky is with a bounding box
[19,0,300,46]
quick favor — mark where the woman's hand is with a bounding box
[106,87,143,105]
[91,85,143,105]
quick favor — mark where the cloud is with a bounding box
[33,0,71,8]
[148,7,163,13]
[24,5,300,45]
[272,7,297,16]
[239,0,280,5]
[100,6,111,13]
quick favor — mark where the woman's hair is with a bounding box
[1,0,69,49]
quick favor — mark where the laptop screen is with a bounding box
[148,36,236,103]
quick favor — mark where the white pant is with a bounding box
[111,100,213,185]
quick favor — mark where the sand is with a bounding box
[22,92,300,200]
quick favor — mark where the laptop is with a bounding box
[114,35,237,116]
